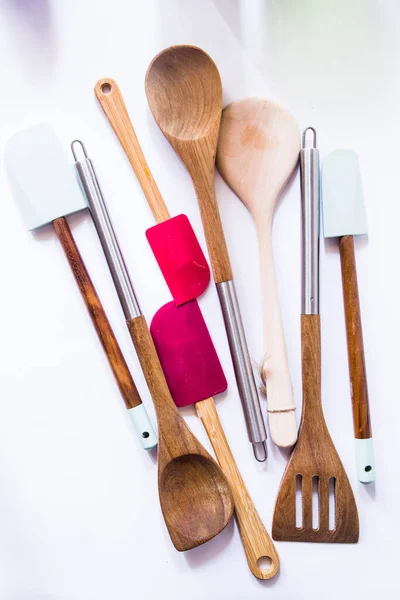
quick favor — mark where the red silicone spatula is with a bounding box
[150,301,280,581]
[150,300,227,406]
[94,79,210,305]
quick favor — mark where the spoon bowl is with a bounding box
[145,45,222,143]
[218,98,300,218]
[160,454,233,550]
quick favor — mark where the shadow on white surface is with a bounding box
[1,0,56,73]
[185,517,234,567]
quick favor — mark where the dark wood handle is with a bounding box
[301,314,324,425]
[187,139,232,284]
[339,235,371,439]
[126,314,179,415]
[53,217,142,409]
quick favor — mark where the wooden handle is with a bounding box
[301,314,326,428]
[258,226,297,447]
[94,78,170,223]
[195,397,279,580]
[188,140,232,283]
[126,314,180,415]
[339,235,372,439]
[53,217,142,409]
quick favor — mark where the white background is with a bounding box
[0,0,399,598]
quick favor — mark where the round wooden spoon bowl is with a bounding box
[145,45,221,143]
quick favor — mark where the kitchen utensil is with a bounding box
[94,79,210,305]
[217,97,299,448]
[5,124,157,450]
[151,301,280,579]
[272,129,359,543]
[145,45,267,462]
[322,149,375,483]
[92,84,279,575]
[71,140,234,551]
[150,300,227,407]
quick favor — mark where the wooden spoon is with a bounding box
[217,98,300,448]
[145,45,268,462]
[32,130,233,553]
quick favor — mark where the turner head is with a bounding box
[322,150,367,238]
[5,124,87,230]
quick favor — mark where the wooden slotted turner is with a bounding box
[272,129,359,543]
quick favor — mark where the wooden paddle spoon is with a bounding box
[69,140,235,552]
[217,98,300,448]
[145,45,268,462]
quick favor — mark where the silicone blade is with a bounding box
[146,214,210,305]
[5,124,87,230]
[322,150,368,238]
[150,300,227,407]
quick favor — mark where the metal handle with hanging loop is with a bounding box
[71,140,142,320]
[300,128,320,316]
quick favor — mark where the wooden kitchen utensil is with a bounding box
[5,124,157,451]
[94,79,210,305]
[322,150,375,483]
[151,300,280,579]
[145,45,268,462]
[217,98,299,448]
[272,129,359,543]
[5,125,234,551]
[71,140,234,551]
[72,104,278,575]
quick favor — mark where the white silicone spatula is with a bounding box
[5,124,157,450]
[322,150,375,483]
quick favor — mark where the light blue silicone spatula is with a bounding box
[322,149,375,483]
[5,123,157,450]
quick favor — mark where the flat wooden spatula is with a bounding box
[150,301,280,579]
[272,131,359,543]
[217,98,299,449]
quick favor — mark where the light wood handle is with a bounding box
[195,397,279,580]
[339,235,372,439]
[258,226,297,447]
[94,78,170,223]
[53,217,142,410]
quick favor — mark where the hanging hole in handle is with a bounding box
[257,556,273,574]
[101,83,112,95]
[142,431,150,439]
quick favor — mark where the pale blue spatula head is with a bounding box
[5,124,87,230]
[322,150,367,238]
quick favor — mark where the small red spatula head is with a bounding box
[150,300,227,407]
[146,214,210,305]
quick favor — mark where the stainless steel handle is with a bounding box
[216,280,267,462]
[300,128,320,316]
[71,141,141,320]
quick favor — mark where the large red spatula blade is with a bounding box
[146,214,210,305]
[150,300,227,407]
